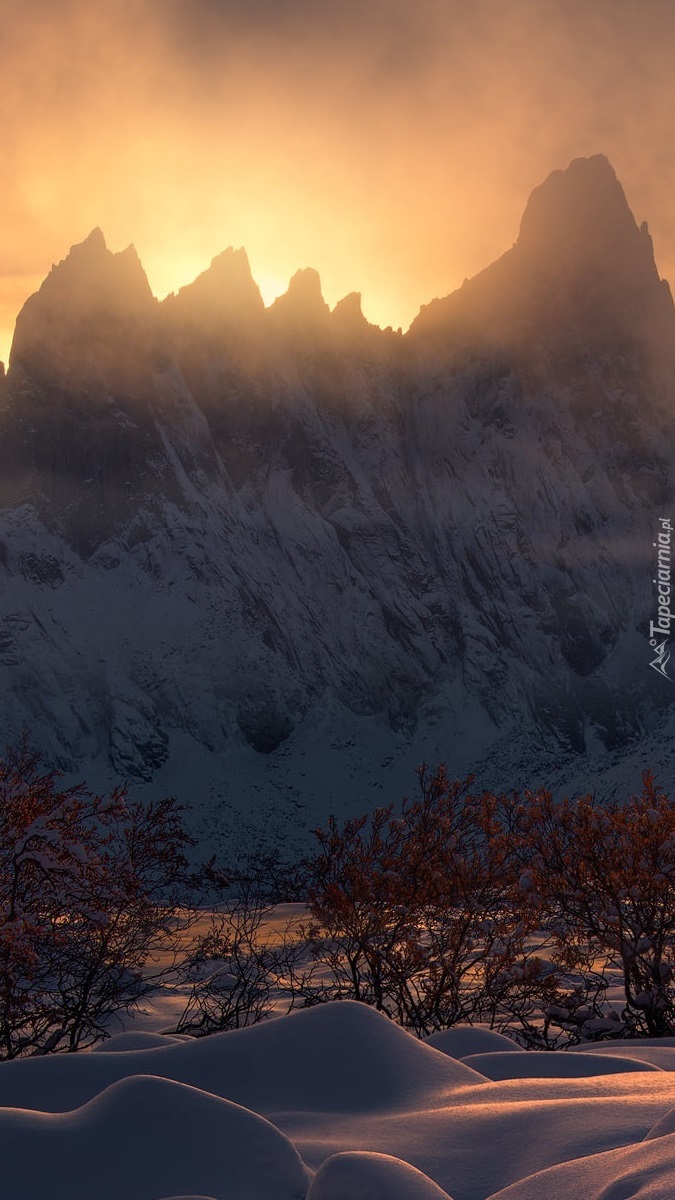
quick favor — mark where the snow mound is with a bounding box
[4,1003,675,1199]
[0,1000,486,1115]
[203,1000,487,1113]
[575,1040,675,1071]
[90,1031,187,1052]
[461,1050,664,1080]
[0,1074,310,1200]
[307,1150,453,1199]
[487,1129,675,1200]
[426,1026,520,1058]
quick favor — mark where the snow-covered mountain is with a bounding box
[1,154,674,850]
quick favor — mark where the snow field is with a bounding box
[3,1002,675,1197]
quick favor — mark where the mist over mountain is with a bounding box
[1,155,673,851]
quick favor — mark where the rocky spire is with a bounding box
[332,291,367,329]
[410,155,675,364]
[25,229,153,313]
[9,229,157,379]
[516,155,661,288]
[269,268,330,329]
[163,247,264,325]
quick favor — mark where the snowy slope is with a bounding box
[0,154,674,847]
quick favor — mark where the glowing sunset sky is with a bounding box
[1,0,675,367]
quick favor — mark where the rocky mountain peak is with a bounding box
[269,268,330,327]
[516,154,660,288]
[70,225,107,258]
[27,229,154,313]
[410,154,675,360]
[332,291,365,327]
[9,229,156,379]
[164,247,264,325]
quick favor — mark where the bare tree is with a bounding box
[0,745,192,1057]
[518,772,675,1039]
[303,767,542,1036]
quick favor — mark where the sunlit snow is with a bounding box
[3,1001,675,1198]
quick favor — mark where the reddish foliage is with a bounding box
[0,745,192,1058]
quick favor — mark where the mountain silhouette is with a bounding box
[0,155,673,847]
[412,155,675,365]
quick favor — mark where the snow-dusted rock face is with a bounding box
[0,155,674,846]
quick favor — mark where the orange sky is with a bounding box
[2,0,675,367]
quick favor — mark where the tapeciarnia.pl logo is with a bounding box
[650,517,673,680]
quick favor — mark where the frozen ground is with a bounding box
[4,1001,675,1198]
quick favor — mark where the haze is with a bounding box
[2,0,674,367]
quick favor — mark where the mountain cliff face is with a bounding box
[1,155,674,849]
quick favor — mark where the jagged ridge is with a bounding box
[0,155,673,846]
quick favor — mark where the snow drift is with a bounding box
[2,1003,675,1198]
